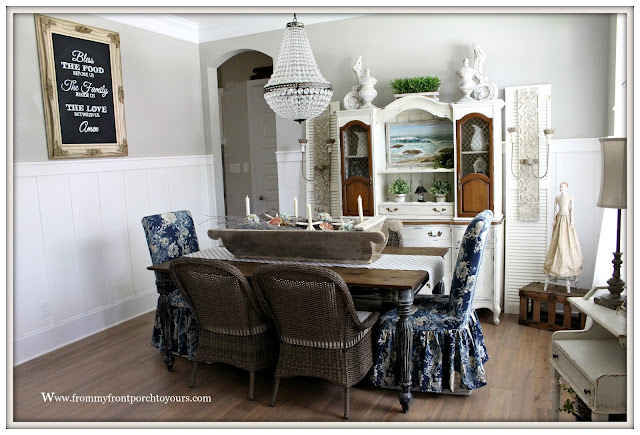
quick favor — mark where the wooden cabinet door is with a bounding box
[343,176,372,215]
[456,113,493,217]
[458,173,491,216]
[340,120,373,216]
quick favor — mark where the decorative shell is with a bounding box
[268,216,283,227]
[319,222,334,231]
[339,220,355,231]
[318,212,332,222]
[246,214,260,224]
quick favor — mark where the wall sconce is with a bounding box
[300,138,331,182]
[326,138,335,154]
[508,127,554,180]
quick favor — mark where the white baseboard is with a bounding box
[504,300,519,315]
[13,289,158,366]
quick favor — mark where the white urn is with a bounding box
[358,68,378,109]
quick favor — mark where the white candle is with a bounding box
[294,197,298,218]
[245,196,251,216]
[357,195,364,223]
[307,204,312,225]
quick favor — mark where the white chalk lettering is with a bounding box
[60,62,80,70]
[81,81,109,97]
[82,65,104,74]
[71,50,95,64]
[86,105,107,113]
[65,104,84,111]
[60,79,79,92]
[79,121,99,133]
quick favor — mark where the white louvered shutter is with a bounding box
[504,84,552,314]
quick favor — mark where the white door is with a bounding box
[247,79,279,214]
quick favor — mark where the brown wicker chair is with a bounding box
[251,264,380,419]
[169,257,278,400]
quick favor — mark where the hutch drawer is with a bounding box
[379,202,454,218]
[401,225,451,247]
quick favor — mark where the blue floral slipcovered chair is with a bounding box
[371,210,493,394]
[141,210,200,370]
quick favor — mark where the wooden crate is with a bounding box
[518,282,588,331]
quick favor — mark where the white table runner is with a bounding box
[186,246,445,291]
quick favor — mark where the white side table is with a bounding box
[550,291,627,421]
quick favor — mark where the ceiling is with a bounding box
[93,13,366,44]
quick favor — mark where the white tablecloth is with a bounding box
[186,246,445,291]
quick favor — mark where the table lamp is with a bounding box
[415,181,427,202]
[594,137,627,309]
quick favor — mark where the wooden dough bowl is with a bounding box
[208,216,389,264]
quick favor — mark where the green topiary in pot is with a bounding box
[429,178,450,202]
[390,76,441,94]
[389,178,410,195]
[389,178,410,202]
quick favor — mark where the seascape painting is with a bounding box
[386,120,454,166]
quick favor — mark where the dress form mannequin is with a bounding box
[543,182,583,292]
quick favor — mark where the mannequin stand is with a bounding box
[544,275,579,293]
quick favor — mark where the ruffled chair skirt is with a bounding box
[370,304,489,393]
[151,289,199,360]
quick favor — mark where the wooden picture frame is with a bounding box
[386,119,453,167]
[35,15,127,159]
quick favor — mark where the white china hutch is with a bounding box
[334,96,505,324]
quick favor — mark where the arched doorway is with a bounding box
[216,50,278,216]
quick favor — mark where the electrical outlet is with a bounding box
[39,299,50,317]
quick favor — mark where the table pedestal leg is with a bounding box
[395,289,413,413]
[156,273,175,372]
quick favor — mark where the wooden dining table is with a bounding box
[148,245,448,413]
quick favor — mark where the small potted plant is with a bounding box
[429,178,450,202]
[389,178,410,202]
[390,75,441,100]
[558,384,592,421]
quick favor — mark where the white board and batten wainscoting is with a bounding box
[13,155,216,364]
[12,140,606,363]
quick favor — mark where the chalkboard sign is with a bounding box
[35,15,127,159]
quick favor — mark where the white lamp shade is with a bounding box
[597,137,627,209]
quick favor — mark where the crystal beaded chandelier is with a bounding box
[264,14,333,123]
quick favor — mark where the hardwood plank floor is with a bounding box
[12,309,582,425]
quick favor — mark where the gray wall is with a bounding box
[198,13,612,143]
[13,13,206,162]
[14,12,613,163]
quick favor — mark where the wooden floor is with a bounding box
[12,309,580,425]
